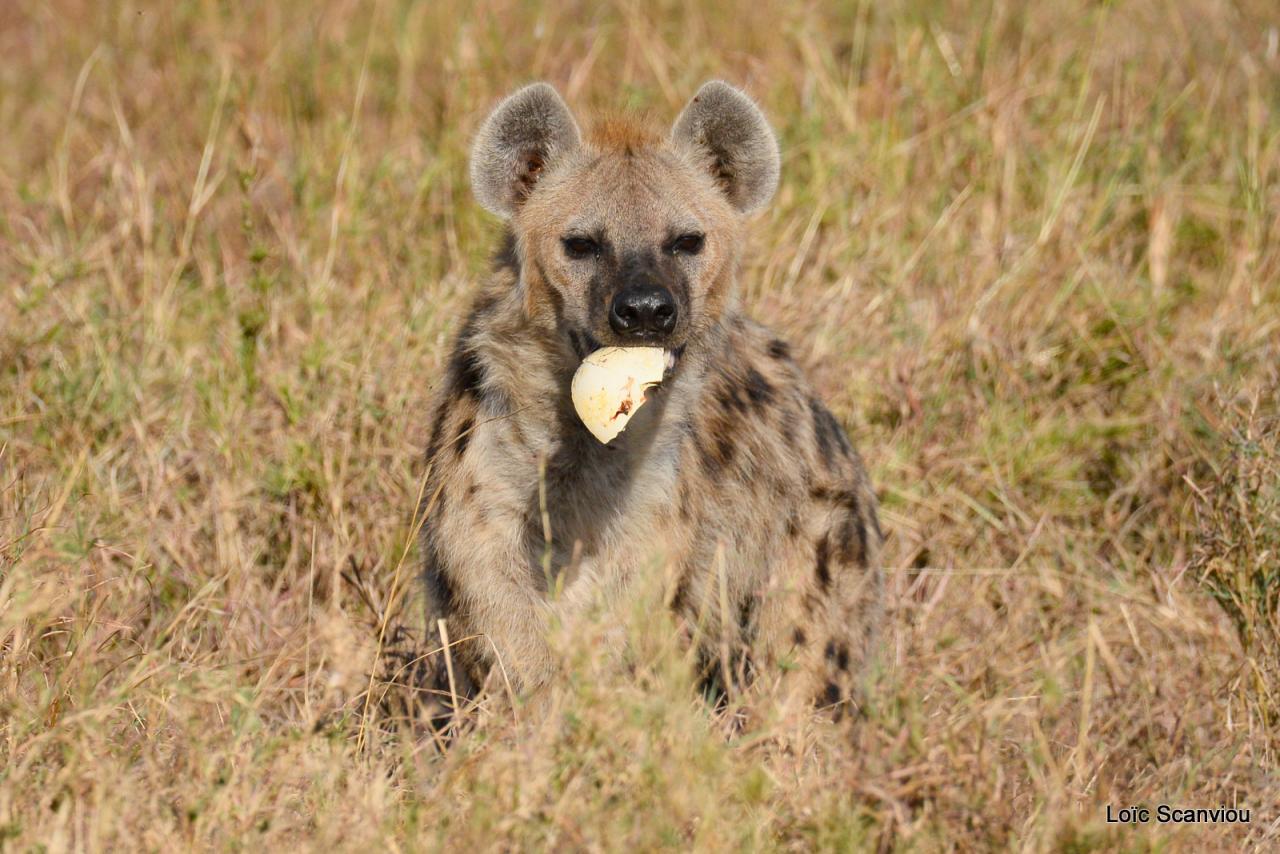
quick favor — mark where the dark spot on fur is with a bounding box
[737,594,756,637]
[810,398,839,466]
[691,434,718,478]
[767,338,791,360]
[811,485,863,514]
[815,534,832,592]
[811,399,855,466]
[834,512,868,567]
[825,640,851,671]
[785,512,799,538]
[454,417,474,457]
[744,368,775,408]
[714,434,736,467]
[451,346,486,400]
[422,540,462,618]
[695,414,738,476]
[696,648,755,709]
[792,627,807,646]
[811,487,874,569]
[717,382,748,415]
[716,368,773,417]
[437,295,505,411]
[821,680,841,707]
[469,292,500,323]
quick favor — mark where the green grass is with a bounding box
[2,0,1279,849]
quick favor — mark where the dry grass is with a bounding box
[3,0,1279,849]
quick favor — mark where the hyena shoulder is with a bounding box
[687,312,876,498]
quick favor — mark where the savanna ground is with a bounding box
[2,0,1279,849]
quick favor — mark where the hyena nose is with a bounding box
[609,285,678,340]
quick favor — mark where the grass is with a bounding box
[2,0,1279,849]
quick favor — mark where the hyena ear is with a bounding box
[470,82,582,218]
[671,81,780,214]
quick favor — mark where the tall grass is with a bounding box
[2,0,1278,849]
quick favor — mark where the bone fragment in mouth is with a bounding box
[570,347,667,444]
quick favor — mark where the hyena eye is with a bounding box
[669,233,705,256]
[562,236,600,260]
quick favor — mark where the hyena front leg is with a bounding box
[468,568,557,692]
[422,441,561,697]
[747,536,825,718]
[753,495,882,722]
[806,492,883,721]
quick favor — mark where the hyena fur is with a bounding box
[419,81,882,720]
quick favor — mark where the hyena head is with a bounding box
[470,81,779,363]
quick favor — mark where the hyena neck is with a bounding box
[460,285,572,430]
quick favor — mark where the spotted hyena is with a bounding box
[419,81,881,720]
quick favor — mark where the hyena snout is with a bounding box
[608,284,678,340]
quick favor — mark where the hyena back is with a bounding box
[420,81,882,719]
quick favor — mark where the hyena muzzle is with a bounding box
[419,80,882,722]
